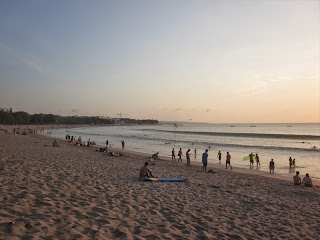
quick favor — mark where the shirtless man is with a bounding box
[139,162,155,178]
[293,171,301,185]
[249,153,254,168]
[301,173,313,187]
[226,152,232,170]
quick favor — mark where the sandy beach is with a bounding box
[1,127,320,240]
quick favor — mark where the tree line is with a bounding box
[0,108,158,125]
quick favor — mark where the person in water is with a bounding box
[140,162,155,178]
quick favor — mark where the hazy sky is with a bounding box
[0,0,319,123]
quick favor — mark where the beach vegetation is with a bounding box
[0,108,158,125]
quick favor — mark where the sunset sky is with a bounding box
[0,0,319,123]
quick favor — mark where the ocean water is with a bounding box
[48,123,320,179]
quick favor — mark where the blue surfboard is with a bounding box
[143,177,187,182]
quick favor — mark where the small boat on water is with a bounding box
[229,125,235,127]
[286,125,293,127]
[250,125,256,127]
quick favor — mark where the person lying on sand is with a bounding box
[293,171,301,185]
[52,140,60,147]
[301,173,314,187]
[148,157,155,165]
[108,152,125,157]
[140,162,155,178]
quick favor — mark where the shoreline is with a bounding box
[3,124,319,185]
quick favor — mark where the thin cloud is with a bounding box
[0,42,43,73]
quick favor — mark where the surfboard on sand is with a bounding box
[143,177,187,182]
[242,155,256,161]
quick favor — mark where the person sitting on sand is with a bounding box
[148,157,155,165]
[53,140,60,147]
[301,173,313,187]
[151,152,160,160]
[140,162,155,178]
[293,171,301,185]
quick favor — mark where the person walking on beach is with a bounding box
[178,148,183,162]
[172,148,175,161]
[249,153,254,168]
[293,171,301,185]
[269,159,275,173]
[217,151,221,164]
[226,152,232,170]
[256,153,260,167]
[202,149,208,172]
[186,149,191,167]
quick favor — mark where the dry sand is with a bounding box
[1,128,320,240]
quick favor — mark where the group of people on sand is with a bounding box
[249,153,260,168]
[293,171,314,187]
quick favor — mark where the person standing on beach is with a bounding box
[226,152,232,170]
[202,149,208,172]
[172,148,175,161]
[178,148,183,162]
[256,153,260,167]
[269,159,275,173]
[249,153,254,168]
[293,171,301,185]
[292,159,296,167]
[186,149,191,167]
[289,157,293,168]
[106,140,108,147]
[217,151,221,164]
